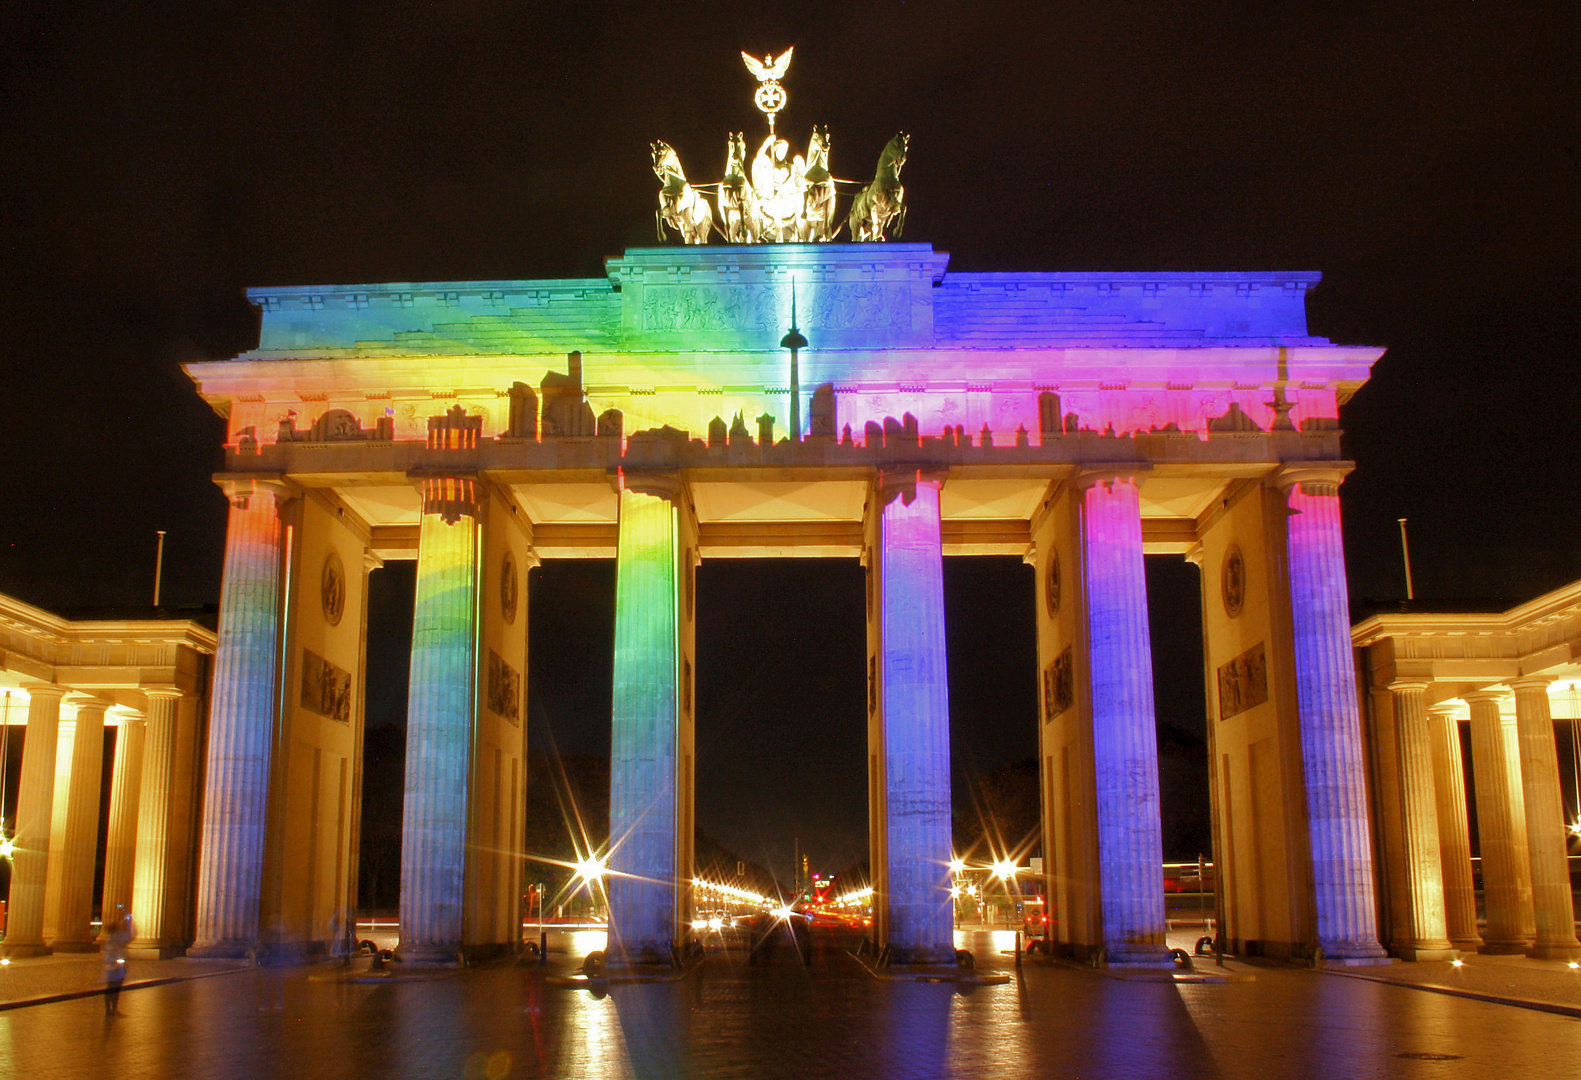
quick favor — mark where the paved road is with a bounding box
[2,930,1576,1079]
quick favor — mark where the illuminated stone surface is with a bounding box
[97,713,145,945]
[1426,702,1479,952]
[1385,681,1454,960]
[1078,473,1170,966]
[608,484,683,962]
[397,509,480,962]
[1281,475,1386,961]
[191,492,284,957]
[44,702,108,950]
[872,473,954,965]
[2,686,67,957]
[1509,678,1581,959]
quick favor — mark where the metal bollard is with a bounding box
[540,931,549,966]
[1015,930,1022,968]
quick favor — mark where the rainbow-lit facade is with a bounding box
[183,242,1392,966]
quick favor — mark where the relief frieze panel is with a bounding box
[1216,641,1268,721]
[640,283,910,333]
[300,648,352,723]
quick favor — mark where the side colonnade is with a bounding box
[0,603,211,960]
[1356,595,1581,962]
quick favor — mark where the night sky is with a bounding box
[0,4,1574,880]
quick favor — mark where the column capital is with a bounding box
[1386,679,1432,694]
[69,699,111,717]
[1426,700,1464,718]
[409,469,483,523]
[874,467,946,509]
[1272,462,1355,497]
[1071,464,1151,492]
[616,467,683,502]
[214,473,295,508]
[1463,687,1511,707]
[20,683,67,702]
[141,686,185,702]
[1508,675,1554,694]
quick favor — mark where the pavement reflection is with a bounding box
[1,929,1578,1079]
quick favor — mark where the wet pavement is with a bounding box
[2,929,1577,1079]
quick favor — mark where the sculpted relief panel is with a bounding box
[641,283,910,333]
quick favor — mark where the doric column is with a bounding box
[130,689,188,957]
[608,473,683,965]
[2,685,67,957]
[873,470,954,966]
[397,474,482,963]
[190,484,285,957]
[1465,690,1535,951]
[1426,702,1479,951]
[1276,468,1386,961]
[98,713,145,945]
[1509,678,1581,959]
[45,702,108,951]
[1077,470,1170,967]
[1385,682,1455,959]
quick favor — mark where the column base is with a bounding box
[1104,944,1176,970]
[1450,938,1483,953]
[1319,941,1389,963]
[127,945,189,961]
[187,940,258,960]
[1477,940,1534,955]
[1390,945,1459,963]
[1,943,52,959]
[1527,942,1581,961]
[885,943,959,967]
[50,939,102,953]
[394,942,464,966]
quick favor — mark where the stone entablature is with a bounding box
[0,592,216,706]
[1353,580,1581,698]
[190,245,1378,463]
[238,248,1330,357]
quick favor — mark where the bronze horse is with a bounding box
[800,126,836,242]
[651,140,714,245]
[845,132,908,242]
[718,132,759,243]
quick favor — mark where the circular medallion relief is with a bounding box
[1222,545,1246,618]
[321,550,346,626]
[1045,548,1061,617]
[500,550,519,624]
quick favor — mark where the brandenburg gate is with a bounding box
[182,238,1390,968]
[169,51,1398,969]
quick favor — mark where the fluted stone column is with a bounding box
[609,478,682,965]
[3,686,67,957]
[98,714,145,945]
[1509,678,1581,959]
[874,471,954,966]
[1465,690,1535,952]
[190,487,284,957]
[1278,470,1386,962]
[45,703,108,951]
[1078,471,1170,967]
[1427,702,1479,951]
[397,478,481,963]
[1386,682,1455,960]
[130,690,187,957]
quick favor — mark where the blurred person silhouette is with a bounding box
[103,906,135,1016]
